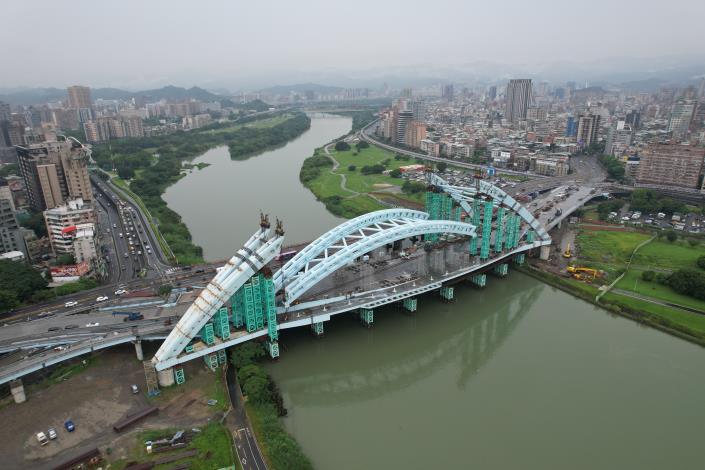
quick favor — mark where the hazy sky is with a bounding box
[3,0,705,89]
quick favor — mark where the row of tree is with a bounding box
[629,189,686,215]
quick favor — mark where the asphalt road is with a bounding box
[226,363,268,470]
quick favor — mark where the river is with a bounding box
[163,114,349,261]
[165,114,705,469]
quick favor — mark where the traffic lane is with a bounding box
[226,365,268,470]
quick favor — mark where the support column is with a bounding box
[494,207,505,252]
[311,321,324,337]
[514,253,526,265]
[134,340,144,361]
[402,297,418,312]
[480,201,493,260]
[440,286,454,301]
[540,245,551,260]
[268,341,280,359]
[469,198,481,255]
[359,308,373,327]
[493,263,509,277]
[470,274,487,287]
[157,368,175,387]
[10,379,26,404]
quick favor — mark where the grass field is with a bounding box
[615,269,705,312]
[630,239,705,270]
[302,144,425,218]
[575,229,650,278]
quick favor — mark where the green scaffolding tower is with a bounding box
[424,191,442,242]
[469,198,481,255]
[230,288,245,328]
[494,207,505,253]
[228,272,279,356]
[213,307,230,340]
[480,200,493,260]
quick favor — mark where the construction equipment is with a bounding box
[563,243,572,258]
[567,266,601,282]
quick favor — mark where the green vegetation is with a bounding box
[0,259,48,310]
[231,344,313,470]
[228,114,311,160]
[0,163,18,177]
[570,227,705,342]
[334,141,350,151]
[113,423,236,470]
[598,154,625,181]
[331,109,378,132]
[18,210,48,238]
[53,277,99,296]
[595,199,625,220]
[92,112,310,264]
[300,142,427,218]
[630,188,686,215]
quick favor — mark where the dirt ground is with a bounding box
[0,343,226,470]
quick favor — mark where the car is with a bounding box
[113,224,117,228]
[48,428,57,440]
[85,322,100,327]
[114,289,128,295]
[118,232,123,238]
[36,431,48,446]
[64,301,78,308]
[64,420,75,432]
[131,384,139,394]
[96,296,109,302]
[64,324,78,330]
[48,326,61,332]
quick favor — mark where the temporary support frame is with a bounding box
[470,273,487,287]
[480,200,493,260]
[440,286,455,301]
[359,308,374,326]
[402,297,418,312]
[495,207,505,252]
[311,321,324,336]
[175,368,185,385]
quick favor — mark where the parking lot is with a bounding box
[608,208,703,234]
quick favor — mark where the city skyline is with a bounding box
[3,0,705,90]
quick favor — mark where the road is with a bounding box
[226,363,268,470]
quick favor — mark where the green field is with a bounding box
[574,227,705,341]
[202,114,291,134]
[301,143,426,218]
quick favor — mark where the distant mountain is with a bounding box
[258,83,344,95]
[0,85,223,106]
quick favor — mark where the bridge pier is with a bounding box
[311,321,324,337]
[402,297,418,312]
[134,340,144,361]
[513,254,525,265]
[439,286,454,301]
[10,379,26,404]
[157,368,175,387]
[540,245,551,260]
[470,274,487,287]
[493,263,509,277]
[359,308,374,327]
[268,341,280,359]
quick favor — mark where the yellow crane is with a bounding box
[567,265,601,282]
[563,243,572,258]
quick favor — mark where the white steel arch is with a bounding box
[428,173,550,242]
[153,225,284,367]
[272,209,429,291]
[283,219,476,307]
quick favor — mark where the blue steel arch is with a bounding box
[428,173,551,242]
[283,219,476,307]
[272,209,429,291]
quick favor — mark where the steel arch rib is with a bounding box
[273,209,429,291]
[153,228,284,367]
[284,219,476,306]
[429,174,550,242]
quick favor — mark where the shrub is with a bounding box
[641,270,656,282]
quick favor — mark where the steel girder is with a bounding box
[283,219,477,307]
[153,227,283,368]
[272,209,429,291]
[428,173,550,242]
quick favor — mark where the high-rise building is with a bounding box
[16,137,93,211]
[410,100,425,121]
[441,84,454,101]
[668,101,695,139]
[488,86,497,100]
[605,122,633,156]
[565,116,577,137]
[505,79,532,123]
[698,78,705,99]
[576,113,601,147]
[625,110,641,129]
[636,143,705,192]
[395,110,414,146]
[43,198,96,258]
[0,177,27,257]
[66,86,92,110]
[404,121,427,149]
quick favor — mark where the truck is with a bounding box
[36,432,48,446]
[112,311,144,322]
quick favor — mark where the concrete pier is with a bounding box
[157,368,175,387]
[10,379,25,404]
[134,340,144,361]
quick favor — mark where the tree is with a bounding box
[355,141,369,151]
[334,141,350,151]
[238,363,267,384]
[158,284,174,296]
[230,342,266,368]
[55,253,76,265]
[642,270,656,282]
[348,165,356,171]
[242,376,271,404]
[389,168,402,178]
[0,164,18,177]
[697,256,705,270]
[0,260,48,303]
[117,165,135,180]
[436,162,448,173]
[666,230,677,242]
[19,210,48,238]
[0,290,19,312]
[667,269,705,300]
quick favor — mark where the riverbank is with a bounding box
[93,112,311,264]
[518,263,705,347]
